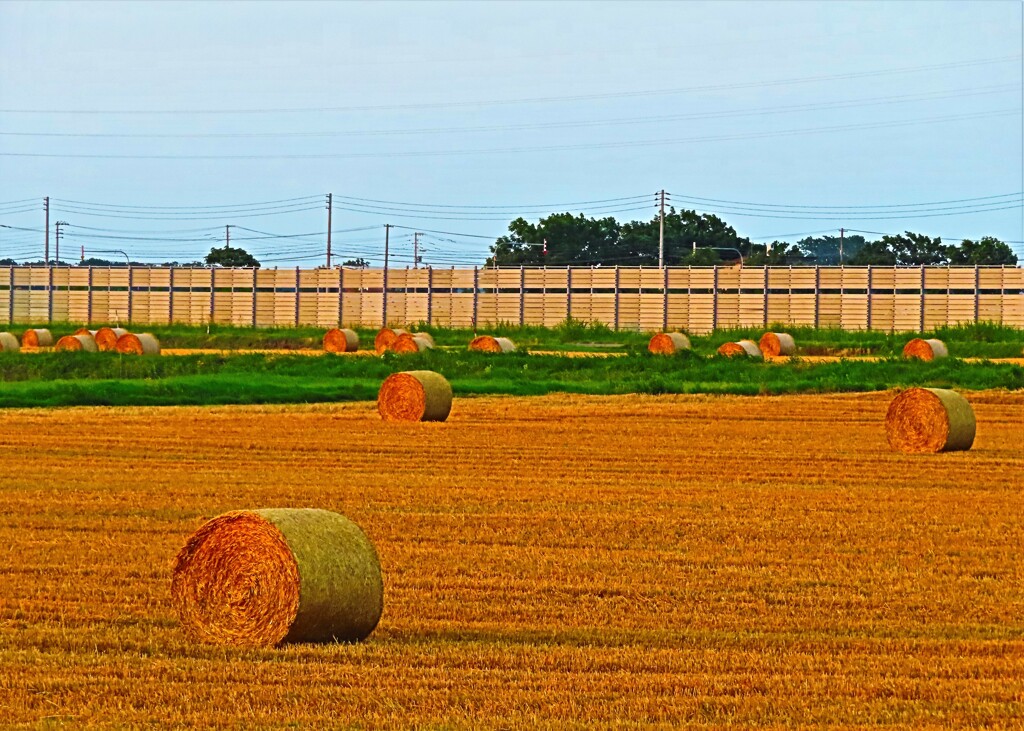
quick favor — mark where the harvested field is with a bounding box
[0,392,1022,728]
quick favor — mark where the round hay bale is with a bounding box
[55,333,98,352]
[759,332,796,357]
[115,332,161,355]
[21,328,53,348]
[648,332,691,355]
[378,370,452,422]
[74,328,98,337]
[374,327,408,354]
[390,333,433,354]
[903,338,948,361]
[94,327,128,352]
[171,508,383,647]
[717,340,762,358]
[411,332,435,348]
[323,327,359,353]
[469,335,517,353]
[885,387,975,454]
[0,332,20,352]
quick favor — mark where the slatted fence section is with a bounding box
[3,266,1022,332]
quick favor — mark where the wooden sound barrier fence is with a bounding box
[1,265,1021,333]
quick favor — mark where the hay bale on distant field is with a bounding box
[469,335,517,353]
[374,327,408,353]
[115,332,161,355]
[0,332,20,352]
[171,508,383,648]
[648,332,691,355]
[885,387,975,454]
[717,340,762,358]
[94,327,128,352]
[759,332,796,357]
[74,328,98,338]
[411,332,435,348]
[323,328,359,353]
[21,328,53,348]
[903,338,948,361]
[390,333,433,354]
[378,370,452,422]
[55,334,98,352]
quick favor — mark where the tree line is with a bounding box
[487,209,1018,267]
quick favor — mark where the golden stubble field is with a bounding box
[0,391,1022,728]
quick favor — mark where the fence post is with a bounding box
[86,266,94,324]
[167,267,174,324]
[209,267,216,325]
[472,266,479,329]
[973,265,980,323]
[47,266,53,323]
[514,266,522,326]
[613,266,620,330]
[813,266,820,329]
[919,264,926,332]
[251,267,258,327]
[426,266,433,325]
[8,267,14,325]
[762,266,769,327]
[662,266,669,331]
[567,266,573,323]
[338,267,344,326]
[866,265,873,331]
[712,266,719,331]
[127,266,134,324]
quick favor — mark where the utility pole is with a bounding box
[383,224,392,325]
[326,193,333,268]
[225,224,231,249]
[54,221,68,265]
[658,189,666,268]
[44,196,50,264]
[839,227,845,265]
[413,232,420,269]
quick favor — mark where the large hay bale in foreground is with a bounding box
[903,338,948,361]
[55,334,98,352]
[469,335,517,353]
[115,332,161,355]
[885,387,975,454]
[0,332,20,352]
[21,328,53,348]
[171,508,383,647]
[323,328,359,353]
[378,370,452,422]
[94,327,128,352]
[759,332,796,357]
[648,332,691,355]
[717,340,762,358]
[374,327,408,353]
[391,333,433,354]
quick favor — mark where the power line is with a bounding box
[5,109,1016,160]
[669,191,1023,211]
[50,194,322,211]
[1,54,1016,115]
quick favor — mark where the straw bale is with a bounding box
[323,328,359,353]
[374,327,408,353]
[903,338,948,361]
[717,340,762,358]
[74,328,98,338]
[55,334,98,352]
[0,332,20,352]
[648,332,691,355]
[94,327,128,352]
[469,335,517,353]
[21,328,53,348]
[171,508,383,647]
[378,370,452,422]
[388,333,431,354]
[115,332,161,355]
[885,387,975,454]
[411,332,435,348]
[759,332,796,357]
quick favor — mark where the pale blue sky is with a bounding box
[1,0,1021,266]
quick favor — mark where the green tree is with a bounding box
[882,232,947,265]
[744,242,808,266]
[205,246,260,268]
[948,236,1018,266]
[797,234,867,265]
[488,213,620,266]
[850,239,897,266]
[620,208,751,266]
[343,257,370,268]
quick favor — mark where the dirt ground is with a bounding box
[0,392,1021,728]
